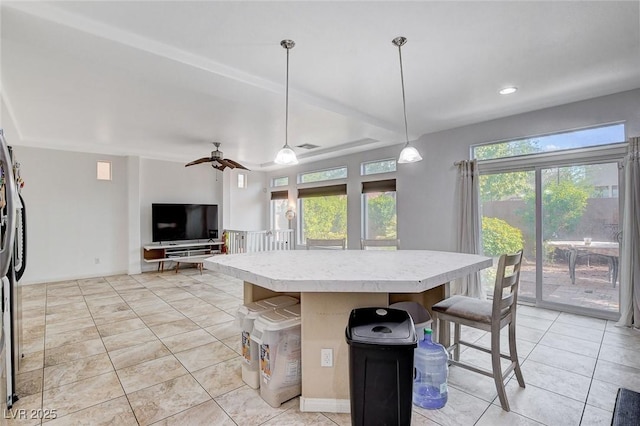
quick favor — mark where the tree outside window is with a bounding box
[363,192,397,239]
[300,195,347,243]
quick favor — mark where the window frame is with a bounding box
[361,158,397,176]
[297,166,348,184]
[474,132,625,320]
[471,122,626,162]
[96,161,112,181]
[272,176,289,187]
[361,179,397,241]
[237,172,248,189]
[297,183,348,245]
[270,190,289,231]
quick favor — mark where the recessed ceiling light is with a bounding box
[499,86,518,95]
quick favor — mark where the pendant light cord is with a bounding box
[397,44,410,145]
[285,46,290,149]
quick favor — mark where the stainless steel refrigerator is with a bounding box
[1,130,26,411]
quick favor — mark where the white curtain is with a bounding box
[452,159,485,299]
[618,137,640,328]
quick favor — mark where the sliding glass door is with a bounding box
[479,171,536,302]
[479,161,621,317]
[540,163,620,314]
[474,123,625,318]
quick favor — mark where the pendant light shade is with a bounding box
[392,36,423,164]
[274,39,299,165]
[274,146,298,165]
[398,144,423,163]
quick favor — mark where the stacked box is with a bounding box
[251,304,302,407]
[235,296,298,388]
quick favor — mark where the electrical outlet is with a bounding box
[321,348,333,367]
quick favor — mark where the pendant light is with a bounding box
[274,39,299,165]
[393,36,423,164]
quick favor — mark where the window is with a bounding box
[298,166,347,184]
[271,190,289,231]
[298,184,347,244]
[472,123,625,161]
[475,123,624,316]
[237,172,247,189]
[272,176,289,187]
[96,161,112,181]
[362,180,397,240]
[361,159,396,176]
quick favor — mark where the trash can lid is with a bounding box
[346,307,417,345]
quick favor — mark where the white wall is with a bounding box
[127,156,141,275]
[266,89,640,252]
[12,146,129,283]
[222,169,268,231]
[3,85,232,281]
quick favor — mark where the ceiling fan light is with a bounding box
[398,144,423,163]
[274,146,298,165]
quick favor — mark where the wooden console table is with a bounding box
[143,241,223,272]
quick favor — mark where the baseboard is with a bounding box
[19,269,130,285]
[299,397,350,413]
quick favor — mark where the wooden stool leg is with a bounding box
[453,323,461,361]
[509,321,525,388]
[491,328,510,411]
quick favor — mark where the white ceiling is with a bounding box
[1,1,639,171]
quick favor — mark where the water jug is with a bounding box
[413,328,448,409]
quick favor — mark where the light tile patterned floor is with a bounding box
[6,268,640,425]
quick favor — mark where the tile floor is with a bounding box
[5,267,640,425]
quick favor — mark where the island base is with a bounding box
[242,281,450,413]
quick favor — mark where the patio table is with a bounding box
[546,241,619,286]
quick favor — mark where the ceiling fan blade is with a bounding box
[217,159,237,169]
[225,159,250,170]
[212,163,226,171]
[185,157,212,167]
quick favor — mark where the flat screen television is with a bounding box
[152,203,218,243]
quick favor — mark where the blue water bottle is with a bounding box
[413,328,449,409]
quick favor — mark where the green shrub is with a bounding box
[482,217,524,257]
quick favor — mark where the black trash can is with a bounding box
[345,307,417,426]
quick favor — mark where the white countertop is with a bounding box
[204,250,493,293]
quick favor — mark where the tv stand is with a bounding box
[143,240,224,272]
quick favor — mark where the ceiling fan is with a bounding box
[185,142,249,171]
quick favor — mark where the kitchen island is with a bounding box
[204,249,492,413]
